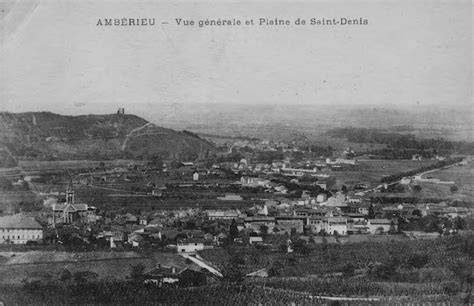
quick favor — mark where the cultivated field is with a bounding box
[320,159,438,187]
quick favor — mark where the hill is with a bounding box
[0,112,214,161]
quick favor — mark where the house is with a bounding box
[98,230,125,248]
[203,233,214,241]
[344,213,366,222]
[152,188,165,197]
[241,176,271,188]
[438,207,471,219]
[215,232,228,245]
[346,192,362,204]
[355,203,371,215]
[144,264,208,287]
[275,216,305,234]
[192,171,199,181]
[124,213,138,224]
[139,216,149,226]
[128,232,145,247]
[244,216,276,233]
[274,185,288,194]
[348,220,370,235]
[366,219,397,234]
[206,209,243,220]
[217,194,243,201]
[316,194,327,203]
[280,167,318,177]
[144,264,180,286]
[0,215,43,244]
[326,217,348,235]
[309,217,326,234]
[177,238,207,253]
[249,236,263,245]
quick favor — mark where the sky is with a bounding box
[0,0,472,117]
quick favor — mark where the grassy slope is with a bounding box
[0,112,214,160]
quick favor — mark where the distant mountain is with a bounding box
[0,112,214,161]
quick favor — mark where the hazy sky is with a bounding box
[0,0,472,115]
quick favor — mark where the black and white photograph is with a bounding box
[0,0,472,304]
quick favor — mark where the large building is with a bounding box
[0,215,43,244]
[52,180,96,225]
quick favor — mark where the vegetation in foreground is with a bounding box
[0,234,470,305]
[0,280,467,305]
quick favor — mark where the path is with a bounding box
[179,253,223,278]
[121,122,154,151]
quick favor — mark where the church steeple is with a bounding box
[66,179,74,205]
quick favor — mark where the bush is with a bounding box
[341,263,356,276]
[443,281,459,295]
[128,264,146,282]
[407,253,430,269]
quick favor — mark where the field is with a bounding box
[418,160,474,200]
[0,281,465,305]
[18,159,144,172]
[320,159,438,187]
[0,191,39,214]
[0,235,470,304]
[0,251,199,285]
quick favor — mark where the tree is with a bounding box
[341,263,356,276]
[412,209,422,217]
[129,264,146,282]
[388,221,397,234]
[368,204,375,219]
[222,253,244,282]
[449,260,473,295]
[341,185,347,194]
[450,185,459,193]
[292,239,311,255]
[412,184,422,193]
[268,261,284,277]
[229,219,239,240]
[290,227,297,237]
[407,253,430,269]
[59,268,72,281]
[149,155,163,171]
[453,217,466,230]
[259,225,269,236]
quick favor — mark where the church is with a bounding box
[52,180,96,226]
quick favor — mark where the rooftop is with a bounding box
[0,215,43,229]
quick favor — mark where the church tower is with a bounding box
[66,179,74,205]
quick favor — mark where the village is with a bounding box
[0,119,472,302]
[1,138,470,256]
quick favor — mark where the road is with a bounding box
[179,253,223,278]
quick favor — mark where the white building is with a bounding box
[326,217,348,235]
[308,216,348,235]
[316,194,327,203]
[206,209,243,220]
[0,215,43,244]
[366,219,395,234]
[177,238,206,253]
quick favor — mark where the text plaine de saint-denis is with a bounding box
[96,17,369,27]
